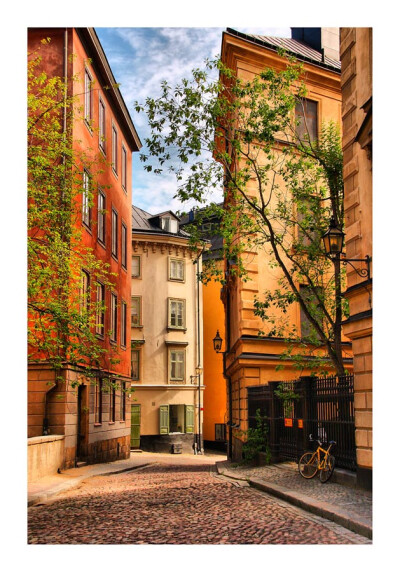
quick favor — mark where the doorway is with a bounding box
[77,384,88,460]
[131,404,141,449]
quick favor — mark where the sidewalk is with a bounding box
[216,460,372,539]
[28,453,154,507]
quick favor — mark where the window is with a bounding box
[121,300,127,347]
[299,284,321,339]
[84,68,93,125]
[95,378,102,424]
[131,348,140,380]
[131,296,141,327]
[112,124,118,175]
[109,386,116,422]
[95,282,105,336]
[159,404,194,434]
[169,258,184,281]
[169,349,185,381]
[110,292,118,343]
[161,216,178,233]
[215,423,226,441]
[168,298,185,329]
[80,270,90,317]
[99,98,106,153]
[111,208,118,258]
[295,98,318,143]
[97,189,106,244]
[122,144,127,191]
[121,222,127,269]
[120,382,126,421]
[132,255,141,278]
[82,170,91,227]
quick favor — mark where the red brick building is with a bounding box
[28,28,141,469]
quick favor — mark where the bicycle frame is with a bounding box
[308,442,334,470]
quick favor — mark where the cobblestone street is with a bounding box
[28,457,370,545]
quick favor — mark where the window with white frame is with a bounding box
[80,270,90,317]
[120,381,126,420]
[121,300,127,347]
[168,298,185,329]
[95,282,105,336]
[84,68,93,125]
[122,144,127,191]
[132,255,141,278]
[99,98,106,153]
[110,292,118,342]
[131,296,141,327]
[97,189,105,244]
[112,124,118,175]
[169,258,184,281]
[95,378,102,424]
[121,222,127,269]
[169,349,185,382]
[109,386,116,422]
[82,170,91,227]
[111,208,118,258]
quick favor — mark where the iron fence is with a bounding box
[247,374,356,471]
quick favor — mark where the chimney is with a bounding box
[291,27,339,61]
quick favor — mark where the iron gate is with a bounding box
[247,375,356,471]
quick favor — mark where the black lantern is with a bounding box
[322,217,345,256]
[213,330,223,353]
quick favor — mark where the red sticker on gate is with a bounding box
[284,418,293,427]
[298,419,303,429]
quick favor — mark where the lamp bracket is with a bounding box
[330,254,371,280]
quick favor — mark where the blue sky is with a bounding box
[96,27,291,215]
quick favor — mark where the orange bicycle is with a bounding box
[298,435,336,483]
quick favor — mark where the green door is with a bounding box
[131,404,141,449]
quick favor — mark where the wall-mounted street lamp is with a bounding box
[213,330,223,353]
[322,217,371,279]
[190,366,203,455]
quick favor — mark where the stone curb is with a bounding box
[216,464,372,540]
[28,462,153,507]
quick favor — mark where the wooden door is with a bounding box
[131,404,141,449]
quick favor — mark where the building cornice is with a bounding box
[76,28,142,152]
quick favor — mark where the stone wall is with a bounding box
[28,435,65,481]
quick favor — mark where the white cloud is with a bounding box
[96,26,291,212]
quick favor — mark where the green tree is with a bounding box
[28,40,118,386]
[135,55,349,375]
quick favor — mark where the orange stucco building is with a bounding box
[340,28,372,489]
[219,28,352,461]
[28,28,141,469]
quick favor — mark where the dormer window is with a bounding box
[161,216,178,234]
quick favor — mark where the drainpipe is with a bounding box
[195,252,203,454]
[225,280,233,460]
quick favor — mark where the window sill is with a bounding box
[111,254,118,263]
[82,222,92,234]
[97,238,106,250]
[108,421,115,425]
[94,423,102,427]
[95,333,105,340]
[131,324,143,329]
[167,327,187,333]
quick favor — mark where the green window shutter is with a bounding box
[159,405,169,434]
[185,405,194,434]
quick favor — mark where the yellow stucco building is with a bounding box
[130,206,204,454]
[219,28,352,461]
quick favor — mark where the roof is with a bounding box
[77,28,142,151]
[225,28,341,72]
[132,205,191,238]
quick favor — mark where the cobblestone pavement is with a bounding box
[28,459,370,545]
[218,461,372,525]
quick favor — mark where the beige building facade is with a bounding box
[340,28,373,489]
[130,206,204,454]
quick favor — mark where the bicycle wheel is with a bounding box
[298,452,318,478]
[319,454,335,483]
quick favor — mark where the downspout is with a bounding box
[196,251,203,454]
[226,280,233,459]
